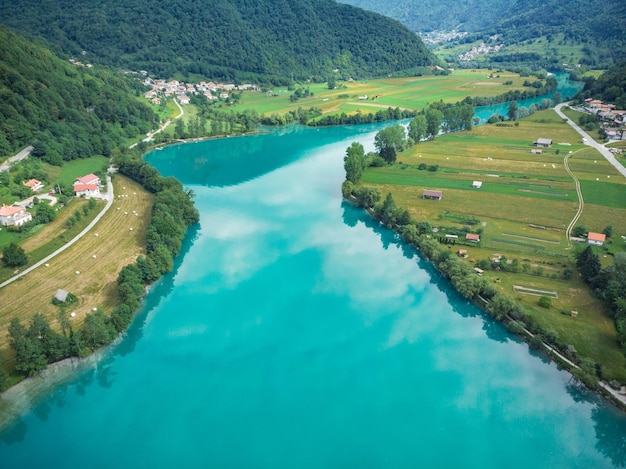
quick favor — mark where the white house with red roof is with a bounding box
[23,179,43,191]
[74,183,100,198]
[587,232,606,246]
[74,173,100,186]
[0,205,32,227]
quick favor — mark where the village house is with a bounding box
[587,232,606,246]
[74,173,100,186]
[23,179,43,191]
[0,204,32,227]
[465,233,480,243]
[74,183,100,198]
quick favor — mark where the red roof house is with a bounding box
[74,173,100,186]
[74,183,100,198]
[0,205,32,226]
[587,232,606,246]
[23,179,43,191]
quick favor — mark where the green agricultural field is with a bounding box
[359,107,626,381]
[43,156,110,188]
[226,69,536,119]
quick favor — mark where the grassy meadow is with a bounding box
[360,108,626,380]
[0,176,152,361]
[226,69,535,118]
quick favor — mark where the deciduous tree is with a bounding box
[2,243,28,267]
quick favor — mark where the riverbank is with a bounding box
[0,344,114,430]
[345,193,626,413]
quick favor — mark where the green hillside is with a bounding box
[0,0,437,83]
[0,26,156,161]
[340,0,625,70]
[451,0,626,69]
[578,60,626,109]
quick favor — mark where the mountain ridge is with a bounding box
[0,0,437,83]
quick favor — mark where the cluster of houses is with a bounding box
[143,77,259,105]
[458,41,504,62]
[0,173,102,228]
[583,98,626,141]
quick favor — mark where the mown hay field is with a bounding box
[0,176,153,352]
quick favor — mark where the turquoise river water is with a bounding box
[1,122,626,468]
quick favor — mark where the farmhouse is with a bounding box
[587,232,606,246]
[533,138,552,147]
[423,190,443,200]
[0,204,32,227]
[74,183,100,198]
[23,179,43,191]
[465,233,480,243]
[74,173,100,186]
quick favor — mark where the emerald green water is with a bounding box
[1,124,626,468]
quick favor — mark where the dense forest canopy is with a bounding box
[578,60,626,110]
[0,0,437,83]
[338,0,516,32]
[0,26,157,160]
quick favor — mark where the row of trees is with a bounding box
[312,107,416,127]
[577,246,626,352]
[469,75,558,107]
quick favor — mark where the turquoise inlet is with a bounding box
[1,123,625,468]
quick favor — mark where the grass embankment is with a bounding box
[0,176,152,356]
[361,109,626,381]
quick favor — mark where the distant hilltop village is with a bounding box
[141,75,259,105]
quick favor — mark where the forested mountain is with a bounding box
[482,0,626,67]
[338,0,516,32]
[0,0,436,83]
[339,0,626,69]
[0,26,156,161]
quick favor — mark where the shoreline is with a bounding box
[344,195,626,413]
[0,341,117,431]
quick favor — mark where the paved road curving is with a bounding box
[0,173,114,289]
[555,102,626,178]
[0,146,33,173]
